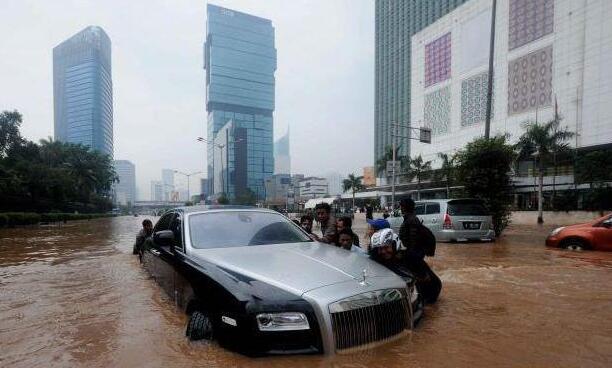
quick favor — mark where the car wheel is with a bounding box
[186,310,214,341]
[562,238,588,251]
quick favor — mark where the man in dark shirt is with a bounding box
[133,219,153,255]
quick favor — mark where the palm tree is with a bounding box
[375,145,402,185]
[402,154,432,200]
[516,119,574,224]
[343,174,365,209]
[436,152,455,198]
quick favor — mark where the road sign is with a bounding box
[386,160,401,176]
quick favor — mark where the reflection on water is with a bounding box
[1,217,611,367]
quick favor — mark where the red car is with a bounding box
[546,214,612,251]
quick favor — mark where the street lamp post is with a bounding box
[196,136,243,197]
[173,170,203,201]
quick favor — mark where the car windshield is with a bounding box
[447,200,489,216]
[189,211,312,249]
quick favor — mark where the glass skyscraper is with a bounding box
[374,0,469,168]
[53,26,113,157]
[204,4,276,201]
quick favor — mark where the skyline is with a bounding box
[1,0,374,200]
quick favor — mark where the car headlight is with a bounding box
[550,227,565,237]
[256,312,310,331]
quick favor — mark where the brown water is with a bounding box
[1,217,611,368]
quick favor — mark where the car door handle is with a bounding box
[150,249,161,256]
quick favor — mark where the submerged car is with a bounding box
[388,199,495,242]
[140,206,422,356]
[545,214,612,251]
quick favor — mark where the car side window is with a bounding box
[170,213,184,252]
[426,203,440,215]
[154,212,175,233]
[415,205,425,215]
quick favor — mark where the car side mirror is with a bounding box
[603,219,612,228]
[153,230,174,247]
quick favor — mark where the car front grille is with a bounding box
[329,288,412,351]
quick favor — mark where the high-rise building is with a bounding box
[265,174,292,205]
[114,160,135,206]
[204,4,276,201]
[274,128,291,175]
[374,0,469,174]
[150,180,163,201]
[410,0,612,165]
[325,172,343,196]
[53,26,113,157]
[161,169,174,201]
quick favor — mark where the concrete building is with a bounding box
[298,177,329,199]
[265,174,292,205]
[363,166,377,187]
[325,172,343,196]
[410,0,612,168]
[114,160,135,206]
[204,4,276,201]
[200,178,210,200]
[274,128,291,175]
[53,26,113,157]
[374,0,470,172]
[150,180,163,201]
[161,169,174,201]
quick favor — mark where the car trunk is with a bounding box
[446,199,492,232]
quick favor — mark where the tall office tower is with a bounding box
[53,26,113,157]
[274,128,291,175]
[204,4,276,201]
[374,0,469,173]
[150,181,163,201]
[161,169,174,201]
[114,160,136,205]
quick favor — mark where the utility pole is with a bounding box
[484,0,497,139]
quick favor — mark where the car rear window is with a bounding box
[447,200,488,216]
[189,211,312,249]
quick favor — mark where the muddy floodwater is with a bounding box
[1,216,611,368]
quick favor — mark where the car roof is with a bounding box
[171,205,277,214]
[414,198,483,204]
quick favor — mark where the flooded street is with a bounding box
[1,216,611,368]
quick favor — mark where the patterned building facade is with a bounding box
[410,0,612,167]
[374,0,470,175]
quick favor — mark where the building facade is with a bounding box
[53,26,113,157]
[374,0,469,174]
[114,160,135,206]
[410,0,612,167]
[161,169,174,201]
[150,180,163,201]
[274,128,291,175]
[298,177,329,199]
[264,174,292,205]
[204,4,276,201]
[363,166,377,187]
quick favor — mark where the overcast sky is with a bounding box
[1,0,374,199]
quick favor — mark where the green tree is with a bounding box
[235,188,256,205]
[515,119,574,223]
[343,173,365,209]
[435,152,455,199]
[575,150,612,189]
[375,145,402,185]
[455,136,516,236]
[401,154,431,200]
[217,193,230,205]
[0,110,23,158]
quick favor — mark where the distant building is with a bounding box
[200,178,210,201]
[363,166,376,187]
[114,160,135,206]
[204,4,276,201]
[265,174,292,205]
[274,128,291,175]
[53,26,113,157]
[150,180,163,201]
[161,169,174,201]
[298,177,328,199]
[374,0,470,173]
[325,172,343,196]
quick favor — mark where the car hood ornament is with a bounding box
[359,268,369,286]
